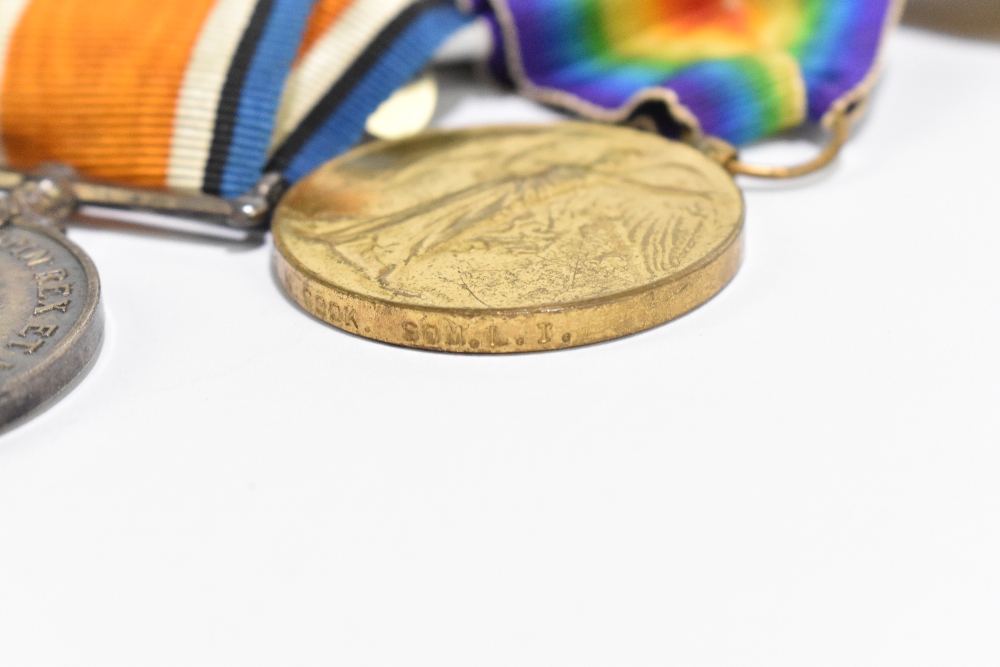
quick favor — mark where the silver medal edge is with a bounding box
[0,222,103,429]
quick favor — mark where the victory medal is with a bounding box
[273,123,746,352]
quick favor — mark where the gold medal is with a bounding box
[272,123,744,352]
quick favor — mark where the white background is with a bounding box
[1,26,998,666]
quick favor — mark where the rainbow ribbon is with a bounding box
[474,0,904,144]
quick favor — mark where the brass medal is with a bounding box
[0,221,102,426]
[273,123,744,352]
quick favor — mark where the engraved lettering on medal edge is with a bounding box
[301,285,359,330]
[537,322,553,345]
[290,254,584,350]
[488,326,508,348]
[1,234,74,358]
[399,319,572,349]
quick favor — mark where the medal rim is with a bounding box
[272,123,745,352]
[0,221,103,427]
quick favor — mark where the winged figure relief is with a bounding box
[289,136,724,308]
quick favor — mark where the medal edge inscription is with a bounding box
[275,229,743,353]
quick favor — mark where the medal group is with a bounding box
[0,0,904,427]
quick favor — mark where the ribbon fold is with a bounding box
[475,0,905,144]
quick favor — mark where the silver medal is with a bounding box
[0,220,102,427]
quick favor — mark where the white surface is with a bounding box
[1,28,999,666]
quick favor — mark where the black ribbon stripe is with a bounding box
[203,0,275,195]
